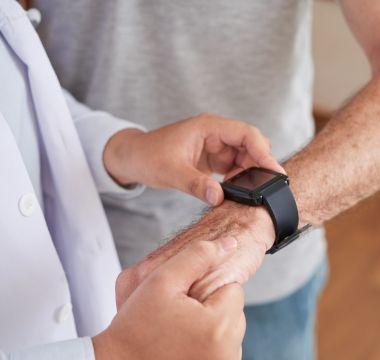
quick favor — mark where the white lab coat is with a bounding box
[0,0,144,357]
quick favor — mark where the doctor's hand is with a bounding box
[115,202,275,305]
[93,238,245,360]
[104,113,282,205]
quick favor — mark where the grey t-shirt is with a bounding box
[36,0,326,304]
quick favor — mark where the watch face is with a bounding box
[226,168,278,190]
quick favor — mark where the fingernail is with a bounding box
[206,187,218,206]
[219,237,238,252]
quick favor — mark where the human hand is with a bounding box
[116,202,275,306]
[93,238,246,360]
[104,113,283,205]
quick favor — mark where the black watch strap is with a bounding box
[261,179,299,254]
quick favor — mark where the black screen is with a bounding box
[227,168,276,190]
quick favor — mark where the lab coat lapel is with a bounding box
[0,0,121,336]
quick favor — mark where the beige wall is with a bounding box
[312,1,370,112]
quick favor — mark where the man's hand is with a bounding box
[103,113,283,205]
[116,202,275,305]
[93,238,246,360]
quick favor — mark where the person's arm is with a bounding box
[65,91,281,206]
[103,112,282,206]
[285,77,380,225]
[64,90,146,200]
[285,0,380,225]
[117,0,380,302]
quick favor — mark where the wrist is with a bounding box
[103,128,145,186]
[92,332,109,360]
[210,201,275,252]
[92,330,127,360]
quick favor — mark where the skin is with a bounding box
[93,238,246,360]
[107,0,380,304]
[104,113,283,206]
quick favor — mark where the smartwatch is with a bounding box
[221,167,311,254]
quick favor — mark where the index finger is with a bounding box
[209,117,284,173]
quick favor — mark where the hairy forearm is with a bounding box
[285,75,380,225]
[142,203,275,272]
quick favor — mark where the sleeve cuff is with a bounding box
[76,112,146,197]
[7,337,95,360]
[64,90,146,199]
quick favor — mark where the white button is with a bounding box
[18,193,37,217]
[55,303,73,324]
[27,8,42,28]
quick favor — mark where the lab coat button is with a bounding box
[56,303,73,324]
[27,8,42,28]
[19,193,37,217]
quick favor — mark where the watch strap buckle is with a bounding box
[266,224,313,254]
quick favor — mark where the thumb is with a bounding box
[179,166,224,206]
[149,237,237,295]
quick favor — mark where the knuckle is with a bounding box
[253,151,270,165]
[188,176,203,196]
[116,268,134,291]
[118,263,149,289]
[197,112,227,125]
[115,269,127,286]
[249,125,265,139]
[198,112,214,119]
